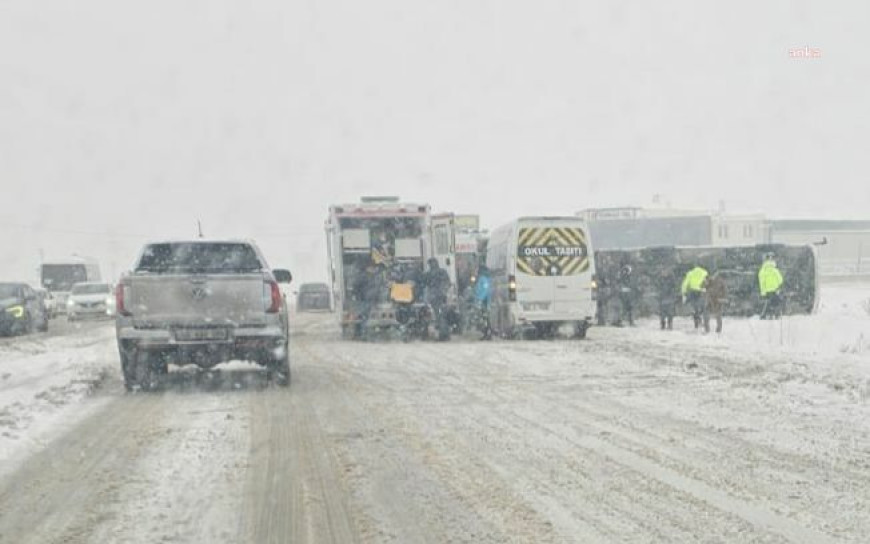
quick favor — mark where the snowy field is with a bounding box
[0,283,868,543]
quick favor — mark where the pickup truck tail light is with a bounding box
[265,280,282,313]
[115,284,132,316]
[508,275,517,302]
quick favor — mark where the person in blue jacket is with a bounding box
[473,264,493,340]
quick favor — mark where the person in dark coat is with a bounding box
[423,258,453,340]
[354,263,386,338]
[704,272,728,333]
[594,274,609,326]
[423,258,451,309]
[612,264,636,327]
[655,266,679,330]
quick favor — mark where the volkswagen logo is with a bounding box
[191,286,209,301]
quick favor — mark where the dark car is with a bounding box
[296,283,331,312]
[0,282,49,336]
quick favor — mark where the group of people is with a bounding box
[355,251,787,339]
[675,263,730,333]
[351,257,452,339]
[603,254,785,334]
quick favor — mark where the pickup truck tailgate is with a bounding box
[127,274,269,327]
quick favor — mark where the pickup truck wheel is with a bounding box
[268,347,291,387]
[129,350,159,392]
[120,351,134,391]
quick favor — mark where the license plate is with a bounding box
[174,328,228,342]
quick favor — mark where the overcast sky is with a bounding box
[2,0,868,283]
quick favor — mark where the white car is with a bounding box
[67,282,115,321]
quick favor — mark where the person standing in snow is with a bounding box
[353,263,388,339]
[758,254,784,319]
[704,271,728,333]
[612,264,636,327]
[681,263,709,330]
[423,258,453,340]
[473,264,493,340]
[594,273,609,326]
[423,258,451,307]
[655,266,679,330]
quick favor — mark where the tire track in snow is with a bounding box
[244,358,359,544]
[302,339,567,543]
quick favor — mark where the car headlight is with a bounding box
[67,299,75,307]
[5,305,24,319]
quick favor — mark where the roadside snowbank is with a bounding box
[629,282,870,357]
[0,325,117,476]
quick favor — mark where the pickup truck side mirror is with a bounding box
[273,269,293,284]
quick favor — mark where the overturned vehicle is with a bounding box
[594,244,819,321]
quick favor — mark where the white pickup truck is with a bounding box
[115,240,293,391]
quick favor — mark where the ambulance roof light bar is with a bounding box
[360,196,400,204]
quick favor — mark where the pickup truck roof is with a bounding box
[132,240,270,275]
[140,238,259,245]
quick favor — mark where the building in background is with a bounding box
[579,206,869,279]
[770,220,870,277]
[711,214,770,247]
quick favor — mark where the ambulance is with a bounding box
[325,197,460,339]
[485,217,596,338]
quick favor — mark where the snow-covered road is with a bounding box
[0,284,868,543]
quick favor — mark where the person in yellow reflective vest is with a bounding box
[758,254,784,319]
[681,263,709,330]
